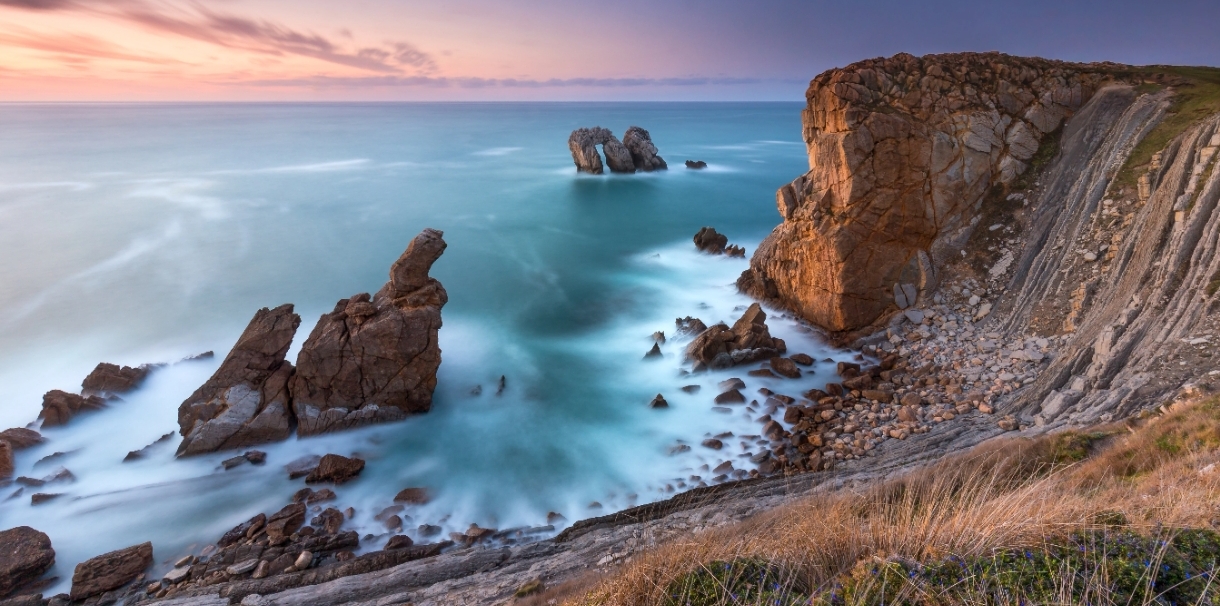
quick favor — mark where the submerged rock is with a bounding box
[291,229,448,436]
[70,541,152,601]
[0,526,55,597]
[622,126,667,171]
[648,394,669,409]
[176,304,300,456]
[685,160,707,169]
[305,454,365,485]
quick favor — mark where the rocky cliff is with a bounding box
[739,52,1112,331]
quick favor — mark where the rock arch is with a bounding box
[568,126,667,174]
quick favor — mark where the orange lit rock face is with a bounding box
[738,52,1109,332]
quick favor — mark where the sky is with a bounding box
[1,0,1218,102]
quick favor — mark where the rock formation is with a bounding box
[685,160,707,169]
[739,52,1112,331]
[693,227,728,254]
[568,126,667,174]
[0,526,55,597]
[622,126,668,171]
[177,304,300,456]
[70,541,152,601]
[291,229,448,436]
[686,303,786,369]
[304,454,365,485]
[81,362,150,396]
[38,390,104,428]
[0,442,11,479]
[0,428,43,450]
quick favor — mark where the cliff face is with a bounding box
[739,52,1111,331]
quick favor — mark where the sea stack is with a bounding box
[176,304,300,456]
[290,228,448,436]
[568,126,666,174]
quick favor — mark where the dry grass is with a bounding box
[558,398,1220,606]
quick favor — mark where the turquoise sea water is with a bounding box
[0,103,849,588]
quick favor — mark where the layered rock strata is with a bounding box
[290,229,448,436]
[568,126,666,174]
[177,305,300,456]
[739,52,1112,331]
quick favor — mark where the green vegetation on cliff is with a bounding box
[1114,65,1220,192]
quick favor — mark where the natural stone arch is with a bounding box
[569,126,666,174]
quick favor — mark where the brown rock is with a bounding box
[81,363,150,396]
[0,526,55,597]
[176,304,300,456]
[897,406,918,423]
[622,126,667,171]
[291,229,448,436]
[312,508,345,535]
[0,429,43,450]
[385,535,414,550]
[701,439,723,450]
[685,303,783,369]
[648,394,668,409]
[0,442,11,480]
[770,357,801,379]
[568,127,635,174]
[285,455,321,480]
[218,513,265,547]
[394,487,431,504]
[714,389,746,404]
[789,353,815,366]
[70,541,152,601]
[762,420,784,440]
[693,227,728,254]
[38,390,105,428]
[900,392,923,407]
[739,52,1106,331]
[674,316,707,336]
[305,454,365,485]
[264,504,306,543]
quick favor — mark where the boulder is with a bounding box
[789,353,815,366]
[394,487,431,504]
[0,527,55,596]
[693,227,728,254]
[685,303,785,368]
[621,126,667,171]
[286,455,322,480]
[291,229,448,436]
[264,504,306,543]
[305,454,365,485]
[385,535,414,550]
[69,541,152,601]
[770,357,801,379]
[81,363,150,396]
[0,429,43,450]
[568,127,635,174]
[176,304,300,456]
[685,160,707,169]
[38,390,104,428]
[738,52,1107,331]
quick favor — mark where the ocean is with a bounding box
[0,102,850,589]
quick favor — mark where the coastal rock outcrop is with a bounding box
[693,227,728,254]
[70,541,152,601]
[81,362,150,396]
[38,390,104,428]
[177,305,300,456]
[622,126,668,171]
[0,526,55,597]
[0,442,11,479]
[738,52,1111,331]
[290,229,448,436]
[569,126,667,174]
[686,303,786,369]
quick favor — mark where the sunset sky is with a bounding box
[2,0,1218,101]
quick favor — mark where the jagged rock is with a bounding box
[675,316,707,336]
[81,362,150,396]
[0,526,54,596]
[686,303,785,368]
[739,52,1109,331]
[648,394,668,409]
[38,390,104,428]
[265,504,306,543]
[305,454,365,485]
[643,343,662,360]
[685,160,707,169]
[622,126,667,171]
[291,229,448,436]
[568,127,635,174]
[176,304,300,456]
[725,245,746,257]
[69,541,152,601]
[693,227,728,254]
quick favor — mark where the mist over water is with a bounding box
[0,103,849,590]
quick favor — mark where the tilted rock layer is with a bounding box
[177,304,300,456]
[290,229,448,436]
[739,52,1114,331]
